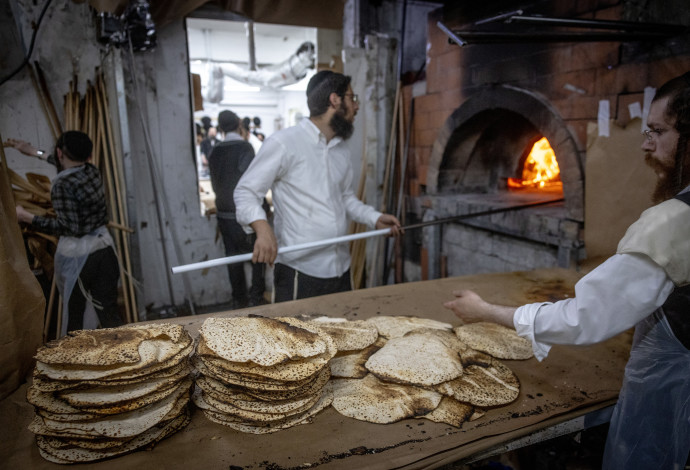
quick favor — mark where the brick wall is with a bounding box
[404,1,690,199]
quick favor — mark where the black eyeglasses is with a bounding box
[344,93,359,103]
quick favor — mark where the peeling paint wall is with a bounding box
[2,1,401,315]
[2,1,234,317]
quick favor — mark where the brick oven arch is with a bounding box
[427,84,584,221]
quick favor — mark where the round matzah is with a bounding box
[434,360,520,407]
[29,380,191,439]
[201,383,333,434]
[199,390,320,422]
[305,318,379,351]
[195,377,322,414]
[330,340,383,379]
[229,366,331,402]
[193,356,325,391]
[35,324,189,366]
[415,397,474,427]
[365,332,463,386]
[197,335,334,382]
[34,337,193,382]
[199,317,329,366]
[404,328,468,353]
[35,408,190,463]
[364,315,453,339]
[31,357,191,393]
[70,379,190,416]
[453,322,533,360]
[56,366,190,408]
[331,374,443,424]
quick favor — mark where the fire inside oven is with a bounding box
[507,137,563,192]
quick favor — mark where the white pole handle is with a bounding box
[171,228,392,274]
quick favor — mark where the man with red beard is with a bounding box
[235,71,401,302]
[443,72,690,469]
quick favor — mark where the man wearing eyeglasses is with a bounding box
[444,72,690,469]
[235,70,401,302]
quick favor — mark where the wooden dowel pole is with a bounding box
[44,275,57,343]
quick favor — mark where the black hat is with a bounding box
[58,131,93,162]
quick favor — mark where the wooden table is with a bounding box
[0,267,631,469]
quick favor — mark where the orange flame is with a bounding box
[507,137,562,189]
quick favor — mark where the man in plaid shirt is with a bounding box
[12,131,122,334]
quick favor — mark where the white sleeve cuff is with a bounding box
[514,303,552,361]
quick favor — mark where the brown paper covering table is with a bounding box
[0,267,631,469]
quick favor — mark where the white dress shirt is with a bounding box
[514,191,690,361]
[514,253,674,360]
[235,118,381,278]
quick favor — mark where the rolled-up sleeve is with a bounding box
[235,138,284,233]
[513,253,674,361]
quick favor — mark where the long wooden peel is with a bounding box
[171,197,565,274]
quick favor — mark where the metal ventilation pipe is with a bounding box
[206,41,315,102]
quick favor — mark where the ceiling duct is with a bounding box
[206,41,315,102]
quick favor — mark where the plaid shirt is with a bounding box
[32,163,109,237]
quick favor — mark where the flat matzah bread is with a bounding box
[34,324,187,366]
[416,397,475,427]
[306,318,379,351]
[454,322,533,360]
[233,367,331,402]
[201,383,334,434]
[434,360,520,407]
[365,332,463,386]
[35,408,190,463]
[364,316,453,339]
[331,374,442,424]
[57,366,190,408]
[34,338,193,381]
[199,390,319,422]
[330,339,384,379]
[196,377,322,414]
[31,357,191,392]
[199,317,329,366]
[193,356,325,392]
[198,336,334,382]
[29,379,191,439]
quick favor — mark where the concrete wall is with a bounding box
[122,18,229,315]
[2,1,230,318]
[2,0,398,316]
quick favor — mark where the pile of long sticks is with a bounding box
[62,70,138,326]
[21,63,138,339]
[350,81,408,289]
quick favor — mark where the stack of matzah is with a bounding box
[27,324,194,464]
[328,316,525,428]
[192,316,336,434]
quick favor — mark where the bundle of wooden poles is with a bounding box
[350,82,409,289]
[17,62,138,341]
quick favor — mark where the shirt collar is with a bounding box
[300,118,343,147]
[223,131,244,142]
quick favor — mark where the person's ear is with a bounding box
[329,92,341,109]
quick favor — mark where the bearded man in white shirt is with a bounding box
[235,70,401,302]
[443,72,690,470]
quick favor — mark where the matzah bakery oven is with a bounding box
[402,1,690,281]
[418,84,584,278]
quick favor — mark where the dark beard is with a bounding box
[329,105,354,140]
[645,153,676,203]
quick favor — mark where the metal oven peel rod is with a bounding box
[171,198,564,274]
